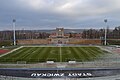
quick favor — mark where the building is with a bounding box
[49,28,69,44]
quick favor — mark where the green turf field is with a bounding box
[0,46,106,63]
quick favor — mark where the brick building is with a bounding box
[49,28,69,44]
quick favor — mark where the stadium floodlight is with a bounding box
[104,19,107,45]
[13,19,16,46]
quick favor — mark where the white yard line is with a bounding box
[60,47,62,62]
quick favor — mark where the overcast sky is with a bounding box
[0,0,120,30]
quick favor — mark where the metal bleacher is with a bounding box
[1,75,120,80]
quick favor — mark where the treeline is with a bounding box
[0,30,50,40]
[82,26,120,39]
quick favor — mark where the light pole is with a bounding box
[13,19,16,46]
[104,19,107,45]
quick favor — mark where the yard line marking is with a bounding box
[60,47,62,62]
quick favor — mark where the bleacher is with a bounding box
[1,75,120,80]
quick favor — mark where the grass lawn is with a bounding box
[0,46,106,63]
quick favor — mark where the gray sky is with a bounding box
[0,0,120,30]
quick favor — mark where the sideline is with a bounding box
[0,46,24,58]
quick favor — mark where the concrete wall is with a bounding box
[17,39,49,45]
[17,39,101,45]
[68,39,101,45]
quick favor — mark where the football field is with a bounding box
[0,46,106,63]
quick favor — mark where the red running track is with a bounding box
[0,49,10,54]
